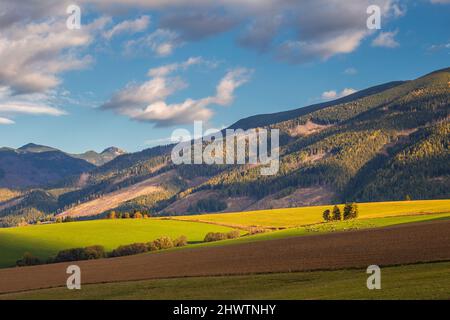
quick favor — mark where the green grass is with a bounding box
[173,199,450,228]
[3,261,450,300]
[0,219,235,268]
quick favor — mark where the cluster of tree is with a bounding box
[323,203,359,222]
[204,230,240,242]
[110,235,187,257]
[106,210,150,219]
[16,235,189,267]
[188,198,227,214]
[16,245,105,266]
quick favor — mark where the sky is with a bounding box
[0,0,449,153]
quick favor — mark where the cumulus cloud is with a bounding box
[372,30,400,48]
[0,13,111,96]
[277,31,367,63]
[0,5,111,123]
[103,15,150,39]
[321,88,357,100]
[102,58,252,127]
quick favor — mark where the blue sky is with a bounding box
[0,0,449,153]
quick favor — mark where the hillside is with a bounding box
[0,67,449,223]
[0,146,95,189]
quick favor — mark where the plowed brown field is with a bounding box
[1,220,450,294]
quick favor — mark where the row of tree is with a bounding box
[106,210,151,219]
[323,203,359,222]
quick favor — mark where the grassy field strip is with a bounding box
[172,200,450,228]
[164,212,450,251]
[2,261,450,300]
[0,219,235,268]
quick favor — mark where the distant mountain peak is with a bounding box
[101,147,126,155]
[18,143,59,153]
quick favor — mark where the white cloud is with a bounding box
[428,42,450,52]
[430,0,450,3]
[278,31,367,63]
[0,87,68,124]
[0,103,66,116]
[0,17,108,95]
[125,29,182,57]
[0,117,15,125]
[147,57,208,77]
[1,0,404,65]
[321,88,357,100]
[372,30,400,48]
[103,15,150,39]
[102,59,252,127]
[344,67,358,75]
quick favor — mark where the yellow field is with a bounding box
[172,199,450,228]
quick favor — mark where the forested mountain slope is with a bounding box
[1,67,448,225]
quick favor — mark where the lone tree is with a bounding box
[323,209,331,222]
[343,203,359,220]
[332,205,341,221]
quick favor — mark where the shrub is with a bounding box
[147,241,159,251]
[84,245,106,260]
[248,227,267,235]
[53,245,106,262]
[204,232,227,242]
[153,236,174,250]
[110,243,148,257]
[173,235,188,247]
[123,212,130,219]
[54,247,87,263]
[226,230,240,239]
[134,212,143,219]
[16,252,42,267]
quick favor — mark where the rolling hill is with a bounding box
[0,67,449,224]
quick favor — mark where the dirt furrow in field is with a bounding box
[1,220,450,294]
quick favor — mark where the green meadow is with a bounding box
[0,219,234,268]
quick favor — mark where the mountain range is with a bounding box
[0,67,448,227]
[0,144,126,189]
